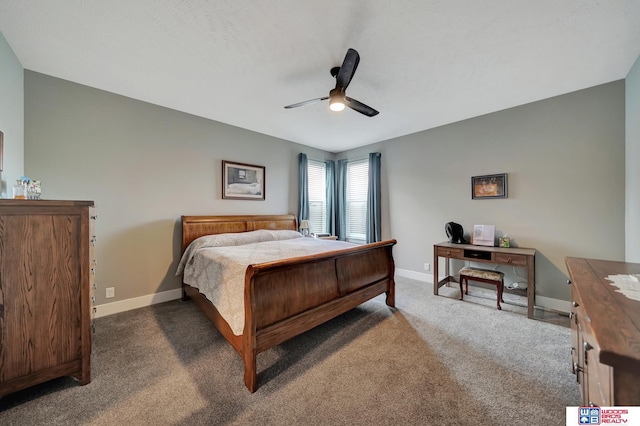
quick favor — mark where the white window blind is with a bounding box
[346,159,368,243]
[307,159,327,234]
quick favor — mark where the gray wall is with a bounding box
[0,32,24,197]
[23,72,627,308]
[626,56,640,262]
[24,71,331,305]
[341,81,626,303]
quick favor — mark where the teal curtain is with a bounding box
[336,159,348,240]
[298,153,309,226]
[325,160,336,236]
[366,152,382,243]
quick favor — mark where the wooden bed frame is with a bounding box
[180,214,397,392]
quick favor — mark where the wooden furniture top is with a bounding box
[435,241,536,257]
[181,214,298,251]
[0,199,94,207]
[565,257,640,368]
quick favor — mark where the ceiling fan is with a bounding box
[284,48,379,117]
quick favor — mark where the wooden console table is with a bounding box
[433,241,536,318]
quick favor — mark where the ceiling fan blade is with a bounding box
[336,48,360,89]
[284,96,329,109]
[345,96,379,117]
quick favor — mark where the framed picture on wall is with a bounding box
[471,173,507,199]
[222,160,265,200]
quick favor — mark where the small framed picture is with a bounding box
[222,160,265,200]
[472,173,507,199]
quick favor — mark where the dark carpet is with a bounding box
[0,276,580,425]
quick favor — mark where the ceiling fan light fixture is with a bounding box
[329,89,346,112]
[329,100,345,112]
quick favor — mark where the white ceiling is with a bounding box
[1,1,640,153]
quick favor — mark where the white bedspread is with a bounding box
[176,230,355,335]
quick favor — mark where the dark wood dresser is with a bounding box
[565,257,640,406]
[0,199,96,397]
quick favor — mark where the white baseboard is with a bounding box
[95,288,183,318]
[95,270,571,319]
[535,295,570,314]
[395,268,433,283]
[395,268,570,314]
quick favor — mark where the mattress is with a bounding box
[176,230,354,335]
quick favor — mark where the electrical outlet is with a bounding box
[106,287,115,298]
[424,263,430,271]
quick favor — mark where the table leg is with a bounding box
[433,248,439,295]
[527,258,535,319]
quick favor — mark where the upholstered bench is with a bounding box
[459,267,505,310]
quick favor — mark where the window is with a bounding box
[307,159,327,235]
[345,159,369,243]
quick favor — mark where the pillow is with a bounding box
[175,229,302,275]
[176,230,274,275]
[261,229,303,241]
[195,230,274,247]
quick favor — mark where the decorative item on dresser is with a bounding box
[178,214,397,392]
[0,199,96,398]
[565,257,640,406]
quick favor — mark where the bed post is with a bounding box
[243,350,258,393]
[243,268,258,393]
[181,283,189,301]
[386,279,395,307]
[385,246,396,307]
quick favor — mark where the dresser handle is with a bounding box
[584,341,593,351]
[574,363,583,383]
[507,257,512,263]
[589,402,597,407]
[91,215,98,220]
[568,311,574,320]
[91,296,96,304]
[572,301,579,308]
[566,279,572,285]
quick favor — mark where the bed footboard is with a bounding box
[242,239,396,392]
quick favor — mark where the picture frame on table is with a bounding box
[222,160,265,200]
[471,173,507,199]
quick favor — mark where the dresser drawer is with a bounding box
[437,247,462,258]
[586,345,613,406]
[495,253,528,267]
[581,311,613,407]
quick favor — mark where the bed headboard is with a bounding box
[181,214,298,251]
